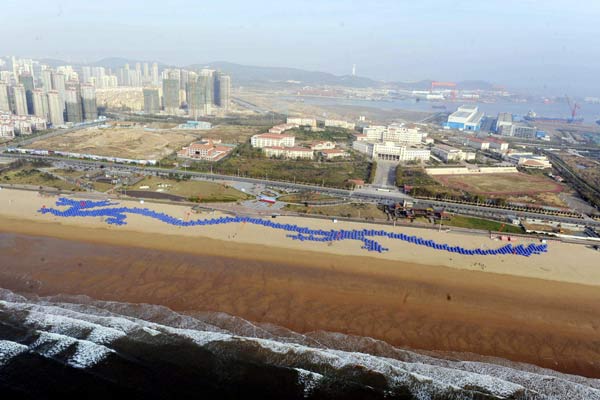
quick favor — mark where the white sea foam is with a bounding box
[295,368,323,397]
[0,340,28,366]
[2,289,599,399]
[29,331,114,368]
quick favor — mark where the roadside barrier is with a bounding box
[38,198,548,256]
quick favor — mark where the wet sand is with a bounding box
[1,227,600,378]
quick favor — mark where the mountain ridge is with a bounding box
[35,57,495,90]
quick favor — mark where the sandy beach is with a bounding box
[1,188,600,377]
[0,188,599,285]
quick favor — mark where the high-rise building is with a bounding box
[162,78,180,114]
[11,85,28,115]
[214,72,231,110]
[180,70,189,90]
[51,73,66,110]
[151,63,159,86]
[32,89,49,119]
[65,88,83,123]
[143,88,160,114]
[41,69,53,92]
[143,62,149,81]
[81,66,92,84]
[198,72,213,115]
[0,82,10,112]
[19,73,35,114]
[47,90,65,126]
[80,84,98,121]
[186,78,205,118]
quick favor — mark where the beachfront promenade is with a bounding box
[39,198,549,257]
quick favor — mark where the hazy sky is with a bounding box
[2,0,600,95]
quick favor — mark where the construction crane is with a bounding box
[430,81,457,101]
[565,95,581,122]
[430,81,456,91]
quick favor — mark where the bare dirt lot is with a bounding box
[28,126,197,160]
[433,173,563,196]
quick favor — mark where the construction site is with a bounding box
[24,123,197,161]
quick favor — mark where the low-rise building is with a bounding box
[176,120,212,130]
[445,105,484,131]
[364,123,424,144]
[0,111,47,136]
[309,141,335,150]
[0,123,15,138]
[353,141,430,162]
[177,140,233,162]
[320,148,348,160]
[431,144,475,162]
[263,146,314,159]
[499,123,536,138]
[251,133,295,148]
[496,112,513,133]
[488,137,509,152]
[510,124,537,139]
[287,117,317,127]
[324,119,355,130]
[268,123,298,134]
[505,152,552,169]
[466,137,490,150]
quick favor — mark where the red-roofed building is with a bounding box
[320,148,348,159]
[178,140,233,161]
[466,137,490,150]
[488,137,509,152]
[251,133,295,148]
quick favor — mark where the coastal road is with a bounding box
[3,152,600,229]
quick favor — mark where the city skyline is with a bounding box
[1,1,599,96]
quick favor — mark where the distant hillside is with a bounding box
[91,57,170,70]
[191,61,381,88]
[35,57,495,91]
[391,80,496,91]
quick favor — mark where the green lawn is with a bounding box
[0,166,81,191]
[277,192,340,203]
[442,215,523,233]
[133,176,252,202]
[284,203,386,220]
[185,143,370,188]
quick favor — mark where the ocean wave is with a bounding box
[1,288,599,399]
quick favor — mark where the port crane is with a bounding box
[430,81,457,101]
[565,95,581,122]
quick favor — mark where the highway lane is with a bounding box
[2,152,600,229]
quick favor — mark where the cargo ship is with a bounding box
[523,110,583,124]
[431,104,447,110]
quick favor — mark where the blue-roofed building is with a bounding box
[444,105,484,131]
[177,120,212,130]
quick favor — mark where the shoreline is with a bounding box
[1,187,600,377]
[1,228,600,378]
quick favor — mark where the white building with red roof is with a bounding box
[177,139,233,162]
[320,148,348,160]
[466,137,490,150]
[251,133,295,148]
